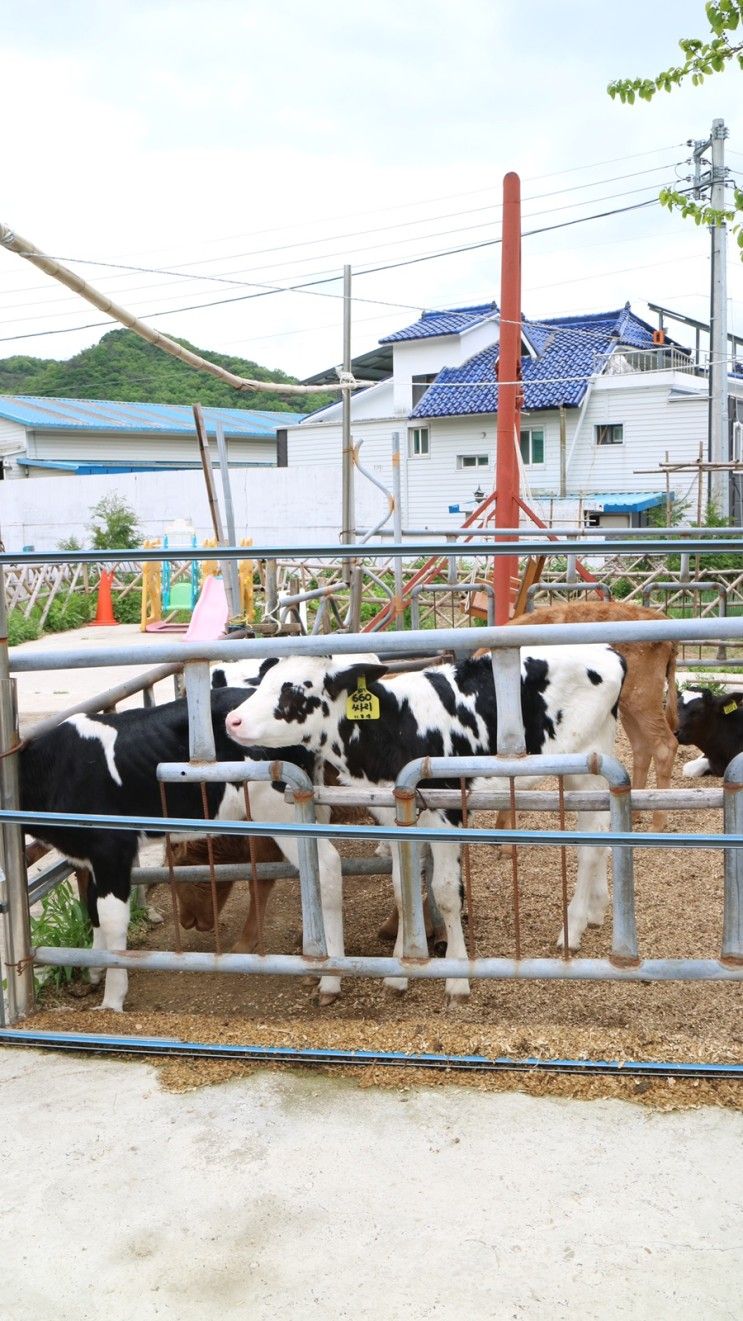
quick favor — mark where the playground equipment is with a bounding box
[140,520,255,634]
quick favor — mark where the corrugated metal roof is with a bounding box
[583,491,669,512]
[0,396,305,436]
[411,305,688,418]
[379,303,498,343]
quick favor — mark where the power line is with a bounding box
[0,191,693,345]
[0,155,684,300]
[0,175,677,330]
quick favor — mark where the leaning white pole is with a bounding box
[0,223,370,397]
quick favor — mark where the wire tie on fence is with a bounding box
[0,737,27,759]
[5,953,35,975]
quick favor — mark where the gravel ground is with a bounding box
[28,730,743,1109]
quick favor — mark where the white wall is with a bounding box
[0,465,384,551]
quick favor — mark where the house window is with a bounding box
[595,423,624,446]
[456,454,489,469]
[519,427,544,466]
[408,427,430,458]
[412,374,437,408]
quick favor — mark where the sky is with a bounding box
[1,0,742,382]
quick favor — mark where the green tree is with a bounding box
[0,328,337,412]
[608,2,743,253]
[88,494,141,550]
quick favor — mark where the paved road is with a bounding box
[12,623,179,728]
[1,1049,742,1321]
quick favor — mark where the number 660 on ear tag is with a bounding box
[345,675,380,720]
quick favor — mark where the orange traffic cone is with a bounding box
[91,569,118,627]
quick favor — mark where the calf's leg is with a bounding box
[426,830,469,1004]
[232,875,276,953]
[272,834,344,1004]
[87,840,137,1012]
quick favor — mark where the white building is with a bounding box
[0,397,304,479]
[289,302,743,530]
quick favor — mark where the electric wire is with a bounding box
[0,192,695,345]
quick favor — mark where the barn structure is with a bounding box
[0,397,305,479]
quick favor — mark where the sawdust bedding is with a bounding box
[30,731,742,1110]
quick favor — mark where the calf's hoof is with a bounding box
[383,976,409,996]
[444,979,470,1008]
[93,1001,125,1014]
[377,916,399,942]
[555,927,582,954]
[145,906,164,926]
[315,978,341,1006]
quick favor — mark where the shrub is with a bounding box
[8,612,42,645]
[88,494,141,551]
[114,589,143,623]
[45,591,95,632]
[31,881,92,991]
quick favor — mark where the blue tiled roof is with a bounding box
[380,303,498,343]
[0,396,305,437]
[411,305,686,419]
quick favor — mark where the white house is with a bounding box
[288,302,743,530]
[0,397,304,479]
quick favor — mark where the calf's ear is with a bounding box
[324,663,389,700]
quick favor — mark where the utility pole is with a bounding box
[709,117,729,517]
[340,265,355,580]
[691,119,730,516]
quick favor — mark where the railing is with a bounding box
[2,548,743,1031]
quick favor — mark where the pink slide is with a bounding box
[185,575,229,641]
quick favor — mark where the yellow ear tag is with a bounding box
[345,674,380,721]
[723,700,738,715]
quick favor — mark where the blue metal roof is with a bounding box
[411,305,688,419]
[380,303,498,343]
[583,491,670,513]
[0,396,305,437]
[17,457,273,474]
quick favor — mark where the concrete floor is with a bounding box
[1,1049,742,1321]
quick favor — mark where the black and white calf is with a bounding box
[677,687,743,778]
[20,687,345,1011]
[225,646,627,1003]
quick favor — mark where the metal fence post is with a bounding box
[607,764,638,965]
[184,661,216,761]
[393,783,429,960]
[491,647,525,755]
[723,753,743,962]
[0,559,34,1020]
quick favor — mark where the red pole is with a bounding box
[493,172,522,624]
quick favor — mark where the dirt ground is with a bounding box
[27,727,743,1109]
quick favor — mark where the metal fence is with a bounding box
[2,538,743,1032]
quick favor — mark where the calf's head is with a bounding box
[676,687,743,747]
[225,654,386,750]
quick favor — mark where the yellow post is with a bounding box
[200,537,219,583]
[140,539,162,631]
[239,538,254,623]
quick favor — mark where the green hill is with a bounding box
[0,329,336,412]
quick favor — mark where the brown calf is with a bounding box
[173,834,281,952]
[502,599,678,829]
